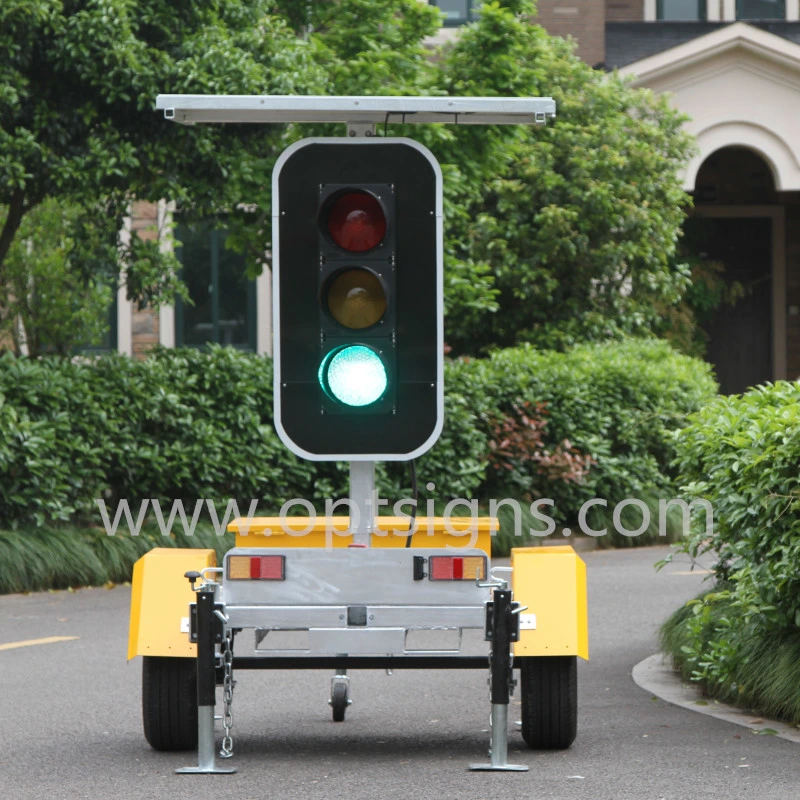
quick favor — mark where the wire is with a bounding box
[404,459,418,548]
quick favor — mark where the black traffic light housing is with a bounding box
[272,138,443,461]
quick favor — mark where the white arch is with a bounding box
[684,121,800,191]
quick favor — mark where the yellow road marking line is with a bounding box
[0,635,79,652]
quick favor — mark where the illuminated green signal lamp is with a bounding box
[318,345,388,408]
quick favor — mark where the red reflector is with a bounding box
[249,557,261,579]
[326,191,386,252]
[250,556,285,580]
[429,556,486,581]
[430,557,455,580]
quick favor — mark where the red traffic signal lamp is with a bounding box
[272,138,443,461]
[325,190,387,252]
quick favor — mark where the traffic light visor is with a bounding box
[326,268,386,329]
[325,191,387,252]
[319,345,388,407]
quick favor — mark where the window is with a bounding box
[432,0,481,26]
[657,0,707,19]
[736,0,785,18]
[80,292,118,354]
[175,221,257,350]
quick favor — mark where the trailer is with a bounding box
[127,95,588,774]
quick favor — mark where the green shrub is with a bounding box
[0,356,104,525]
[448,339,717,545]
[661,380,800,722]
[0,340,715,552]
[661,589,800,725]
[0,199,114,357]
[673,381,800,630]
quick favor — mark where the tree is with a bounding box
[0,0,326,314]
[222,0,443,271]
[1,0,695,358]
[0,198,112,355]
[429,1,695,353]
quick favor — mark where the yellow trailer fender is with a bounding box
[127,548,216,660]
[511,546,588,660]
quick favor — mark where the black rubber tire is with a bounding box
[331,681,348,722]
[142,656,198,751]
[519,655,577,750]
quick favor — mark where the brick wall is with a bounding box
[534,1,606,66]
[605,0,643,21]
[129,200,162,358]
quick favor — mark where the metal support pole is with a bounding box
[469,587,527,772]
[177,588,236,775]
[349,461,375,546]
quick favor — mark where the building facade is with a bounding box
[431,0,800,392]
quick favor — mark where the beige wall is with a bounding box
[620,26,800,192]
[534,1,606,65]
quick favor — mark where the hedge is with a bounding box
[444,339,717,545]
[0,339,715,560]
[660,381,800,724]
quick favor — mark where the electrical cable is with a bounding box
[405,459,418,548]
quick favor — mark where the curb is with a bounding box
[632,653,800,745]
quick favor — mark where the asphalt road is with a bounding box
[1,545,797,800]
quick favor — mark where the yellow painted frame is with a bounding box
[227,516,496,555]
[127,548,216,660]
[511,546,589,660]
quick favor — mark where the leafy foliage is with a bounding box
[661,382,800,709]
[424,1,696,353]
[485,401,593,495]
[1,0,695,358]
[446,338,717,544]
[0,198,112,355]
[0,0,326,307]
[662,589,800,725]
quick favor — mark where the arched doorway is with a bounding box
[687,147,786,394]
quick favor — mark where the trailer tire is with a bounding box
[142,656,198,751]
[519,655,577,750]
[331,681,348,722]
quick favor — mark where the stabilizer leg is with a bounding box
[176,580,236,775]
[469,582,528,772]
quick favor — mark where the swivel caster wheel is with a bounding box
[329,675,352,722]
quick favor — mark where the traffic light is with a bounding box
[272,138,443,461]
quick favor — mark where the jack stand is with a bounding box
[177,575,236,775]
[470,583,528,772]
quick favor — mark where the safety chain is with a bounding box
[219,629,235,758]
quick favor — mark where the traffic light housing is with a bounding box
[272,138,443,461]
